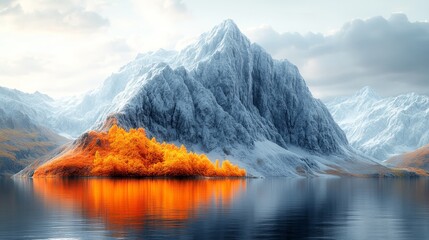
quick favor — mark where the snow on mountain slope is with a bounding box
[0,86,92,138]
[50,50,178,137]
[18,20,407,177]
[0,89,69,175]
[92,20,348,154]
[326,87,429,161]
[0,87,55,127]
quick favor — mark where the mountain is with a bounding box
[18,20,408,177]
[112,20,348,153]
[0,87,55,127]
[46,49,178,137]
[385,144,429,174]
[0,86,89,138]
[326,87,429,161]
[0,87,69,176]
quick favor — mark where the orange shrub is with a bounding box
[34,125,246,177]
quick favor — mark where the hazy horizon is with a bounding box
[1,0,428,99]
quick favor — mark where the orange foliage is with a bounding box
[34,125,246,177]
[393,145,429,169]
[33,178,246,232]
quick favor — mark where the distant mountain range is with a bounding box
[0,87,68,176]
[326,87,429,161]
[5,20,418,177]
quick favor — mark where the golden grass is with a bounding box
[0,129,38,141]
[386,144,429,174]
[0,128,61,163]
[0,150,16,160]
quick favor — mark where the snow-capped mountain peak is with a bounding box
[326,87,429,161]
[174,19,251,70]
[208,19,248,47]
[84,20,369,176]
[87,20,350,157]
[353,86,381,99]
[18,20,399,177]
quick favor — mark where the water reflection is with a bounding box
[2,177,429,239]
[33,178,246,236]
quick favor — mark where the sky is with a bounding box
[0,0,428,99]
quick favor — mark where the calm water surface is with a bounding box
[1,177,429,239]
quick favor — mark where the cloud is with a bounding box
[0,0,193,98]
[131,0,190,25]
[0,56,45,76]
[0,0,109,33]
[0,0,14,9]
[0,24,135,97]
[127,0,192,53]
[247,13,429,98]
[162,0,188,16]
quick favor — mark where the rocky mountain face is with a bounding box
[16,20,404,177]
[90,20,349,155]
[326,87,429,161]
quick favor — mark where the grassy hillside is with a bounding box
[0,128,68,176]
[386,145,429,172]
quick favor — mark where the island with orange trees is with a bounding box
[33,125,246,177]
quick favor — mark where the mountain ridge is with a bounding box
[15,20,410,177]
[0,89,69,175]
[99,20,349,155]
[326,86,429,161]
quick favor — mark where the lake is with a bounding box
[1,177,429,239]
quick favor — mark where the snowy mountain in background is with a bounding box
[16,20,401,177]
[326,87,429,161]
[0,87,55,127]
[0,86,94,138]
[45,49,178,137]
[0,87,68,175]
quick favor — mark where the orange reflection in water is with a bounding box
[33,178,246,232]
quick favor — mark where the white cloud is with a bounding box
[0,56,44,76]
[0,0,109,33]
[1,0,192,98]
[1,1,427,100]
[0,0,11,9]
[123,0,193,53]
[0,0,136,98]
[247,13,429,98]
[131,0,189,24]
